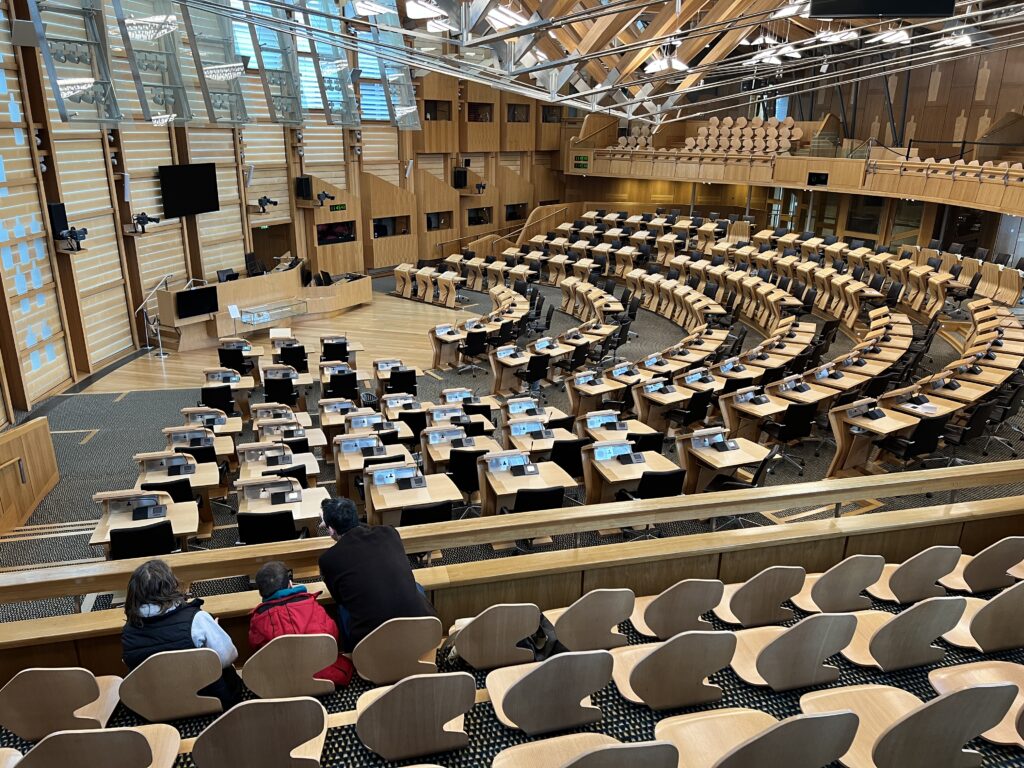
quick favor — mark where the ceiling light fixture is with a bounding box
[817,28,858,43]
[644,56,689,74]
[151,112,177,126]
[426,16,457,32]
[203,62,245,81]
[123,14,178,42]
[869,28,910,45]
[406,0,446,18]
[353,0,390,16]
[487,6,530,29]
[932,30,972,48]
[770,2,810,20]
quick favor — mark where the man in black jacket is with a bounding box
[318,497,436,651]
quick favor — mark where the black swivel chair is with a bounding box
[279,345,308,374]
[549,437,590,482]
[200,385,237,416]
[875,414,953,469]
[626,431,666,454]
[929,401,996,468]
[615,468,685,501]
[447,447,487,517]
[218,347,253,375]
[236,511,304,545]
[553,342,590,375]
[501,486,565,514]
[666,389,714,433]
[140,478,194,504]
[325,372,359,401]
[704,444,780,511]
[322,341,349,363]
[109,521,177,560]
[262,463,309,489]
[515,354,550,396]
[265,377,298,407]
[385,368,418,397]
[457,330,488,376]
[400,501,454,527]
[760,401,820,476]
[397,409,428,447]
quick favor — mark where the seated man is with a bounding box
[248,561,354,687]
[319,497,437,652]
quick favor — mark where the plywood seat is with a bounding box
[731,613,857,691]
[942,580,1024,652]
[352,616,442,684]
[240,634,339,698]
[800,682,1016,768]
[791,555,885,613]
[119,648,223,723]
[0,724,179,768]
[486,651,613,736]
[0,667,123,741]
[938,537,1024,593]
[610,630,734,710]
[355,672,474,762]
[654,708,858,768]
[542,589,634,651]
[448,603,540,670]
[929,661,1024,748]
[712,566,805,627]
[192,697,327,768]
[492,733,678,768]
[840,597,966,671]
[865,546,961,604]
[629,579,724,638]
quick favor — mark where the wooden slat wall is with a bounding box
[302,118,347,190]
[361,125,401,184]
[186,128,246,280]
[417,153,445,181]
[498,152,521,173]
[462,152,488,183]
[0,8,73,404]
[242,124,291,226]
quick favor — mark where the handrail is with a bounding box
[2,460,1022,606]
[134,274,174,317]
[134,274,175,358]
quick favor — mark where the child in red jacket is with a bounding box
[249,561,354,687]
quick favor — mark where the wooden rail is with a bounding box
[1,492,1021,685]
[0,461,1021,605]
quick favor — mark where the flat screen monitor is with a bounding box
[316,221,356,245]
[809,0,952,16]
[176,286,219,319]
[158,164,219,218]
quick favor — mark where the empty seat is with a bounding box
[352,616,442,684]
[119,648,223,722]
[486,651,613,736]
[941,580,1024,653]
[713,566,806,627]
[790,554,886,613]
[492,734,678,768]
[0,667,122,741]
[929,661,1024,748]
[840,596,966,671]
[0,725,180,768]
[865,545,961,604]
[447,603,540,669]
[938,537,1024,594]
[610,630,735,710]
[542,589,634,651]
[630,579,724,639]
[240,635,339,698]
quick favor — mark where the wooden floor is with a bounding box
[84,291,479,394]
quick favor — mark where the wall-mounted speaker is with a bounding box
[122,172,132,202]
[405,160,414,179]
[295,175,313,200]
[245,163,255,188]
[47,202,68,234]
[452,167,467,189]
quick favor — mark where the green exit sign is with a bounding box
[329,203,347,212]
[574,155,588,161]
[573,162,588,170]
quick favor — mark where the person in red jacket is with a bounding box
[248,561,354,687]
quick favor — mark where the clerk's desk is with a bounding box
[676,428,771,494]
[318,398,359,463]
[90,490,199,553]
[581,440,681,504]
[255,418,328,451]
[181,407,243,437]
[719,386,790,442]
[332,434,412,503]
[421,426,502,473]
[202,368,254,419]
[236,441,321,487]
[505,418,576,461]
[132,451,220,537]
[430,322,467,370]
[477,450,577,517]
[364,461,463,527]
[490,345,532,397]
[235,476,329,535]
[826,399,920,478]
[565,371,626,417]
[162,426,236,469]
[633,378,693,432]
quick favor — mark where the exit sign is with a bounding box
[329,203,347,212]
[573,154,589,170]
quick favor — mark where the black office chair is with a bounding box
[549,437,590,481]
[175,444,217,465]
[245,252,266,277]
[980,377,1024,457]
[400,501,454,528]
[397,409,428,447]
[322,340,349,363]
[325,372,359,401]
[262,463,309,489]
[705,444,780,501]
[109,521,177,560]
[501,486,565,515]
[319,270,334,286]
[545,415,575,432]
[615,468,685,502]
[218,347,253,375]
[140,479,194,504]
[759,401,819,477]
[948,242,964,255]
[217,268,238,283]
[627,431,666,454]
[236,511,304,545]
[446,448,486,517]
[458,330,489,376]
[927,400,996,468]
[598,322,631,366]
[666,389,714,433]
[947,272,982,316]
[283,436,310,456]
[528,305,555,337]
[200,385,237,416]
[385,368,418,397]
[515,354,550,396]
[265,378,298,407]
[875,414,953,469]
[553,342,590,376]
[279,345,308,374]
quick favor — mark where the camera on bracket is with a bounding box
[316,191,335,207]
[257,196,279,214]
[58,226,88,251]
[132,212,160,234]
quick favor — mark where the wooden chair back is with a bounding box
[355,672,476,762]
[716,712,859,768]
[240,635,338,698]
[888,546,961,603]
[453,603,539,669]
[967,580,1024,653]
[874,684,1018,768]
[870,597,966,671]
[562,742,679,768]
[731,566,806,626]
[191,697,327,768]
[120,648,223,723]
[646,579,724,639]
[552,589,634,651]
[13,727,173,768]
[756,614,857,691]
[0,668,113,741]
[500,651,614,736]
[352,616,442,684]
[811,555,885,612]
[631,631,736,710]
[963,537,1024,592]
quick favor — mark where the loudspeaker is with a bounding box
[295,175,313,200]
[452,167,467,189]
[47,202,68,234]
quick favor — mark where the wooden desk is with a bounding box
[90,501,199,550]
[585,451,680,504]
[239,487,330,535]
[569,378,627,416]
[681,437,770,494]
[827,406,919,478]
[490,349,531,397]
[930,379,994,404]
[957,365,1017,387]
[425,435,502,472]
[582,419,656,443]
[774,381,835,405]
[367,474,464,527]
[724,393,790,441]
[890,395,963,420]
[429,328,467,370]
[506,428,575,460]
[635,385,692,431]
[333,446,413,503]
[239,453,321,486]
[480,462,577,516]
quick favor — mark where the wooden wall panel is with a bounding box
[186,129,246,279]
[302,118,348,190]
[242,124,291,226]
[361,125,402,185]
[417,153,446,180]
[0,417,58,533]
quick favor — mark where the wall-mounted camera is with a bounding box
[257,196,278,214]
[316,191,336,207]
[132,212,160,234]
[59,226,88,251]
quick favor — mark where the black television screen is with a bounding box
[316,221,356,246]
[159,163,220,219]
[809,0,953,16]
[176,286,219,319]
